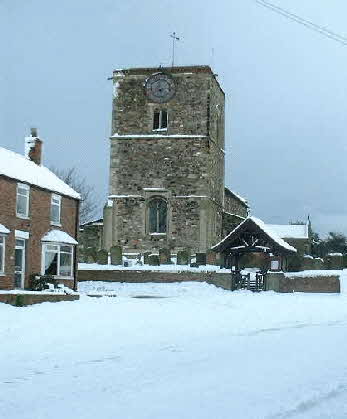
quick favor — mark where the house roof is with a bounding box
[42,230,78,245]
[267,224,309,239]
[224,187,249,207]
[0,224,10,234]
[213,216,297,254]
[0,147,80,200]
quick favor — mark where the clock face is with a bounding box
[145,73,175,103]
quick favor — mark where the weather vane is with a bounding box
[170,32,180,67]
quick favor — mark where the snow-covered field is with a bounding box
[2,279,347,419]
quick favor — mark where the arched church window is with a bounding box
[148,198,167,233]
[153,110,168,131]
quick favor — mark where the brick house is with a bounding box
[0,130,80,290]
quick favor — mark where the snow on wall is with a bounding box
[111,134,207,139]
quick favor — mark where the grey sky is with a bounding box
[1,0,347,237]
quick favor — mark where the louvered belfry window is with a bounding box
[153,110,168,130]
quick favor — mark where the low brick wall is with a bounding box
[0,293,80,306]
[78,269,231,286]
[266,272,340,293]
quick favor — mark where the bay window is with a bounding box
[43,244,73,277]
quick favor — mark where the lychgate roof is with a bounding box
[213,216,297,254]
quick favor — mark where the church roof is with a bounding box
[0,146,80,199]
[224,187,249,207]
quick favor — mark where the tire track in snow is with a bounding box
[268,383,347,418]
[244,319,345,337]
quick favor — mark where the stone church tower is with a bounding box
[103,65,245,254]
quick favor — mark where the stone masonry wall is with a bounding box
[107,66,226,253]
[109,137,211,197]
[224,192,248,218]
[112,67,218,137]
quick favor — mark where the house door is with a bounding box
[14,239,26,288]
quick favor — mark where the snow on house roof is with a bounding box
[42,230,78,245]
[0,147,80,199]
[267,224,308,240]
[0,224,10,234]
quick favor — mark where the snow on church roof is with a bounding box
[267,224,309,240]
[0,147,80,199]
[224,187,248,206]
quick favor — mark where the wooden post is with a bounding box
[235,255,239,271]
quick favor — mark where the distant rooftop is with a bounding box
[267,224,309,240]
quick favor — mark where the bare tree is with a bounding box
[50,166,98,224]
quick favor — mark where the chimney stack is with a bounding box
[25,128,43,165]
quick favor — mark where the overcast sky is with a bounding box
[1,0,347,237]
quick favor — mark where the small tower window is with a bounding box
[153,110,168,131]
[148,198,167,233]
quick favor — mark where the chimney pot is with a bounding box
[25,129,43,165]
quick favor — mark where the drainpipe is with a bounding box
[73,199,80,292]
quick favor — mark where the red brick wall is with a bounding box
[0,175,79,289]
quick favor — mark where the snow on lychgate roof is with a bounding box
[212,216,297,253]
[267,224,308,239]
[250,217,297,252]
[0,147,80,199]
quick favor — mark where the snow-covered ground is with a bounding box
[2,277,347,419]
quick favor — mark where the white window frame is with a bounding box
[16,183,30,218]
[51,194,62,225]
[153,109,168,131]
[41,243,74,278]
[0,235,5,275]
